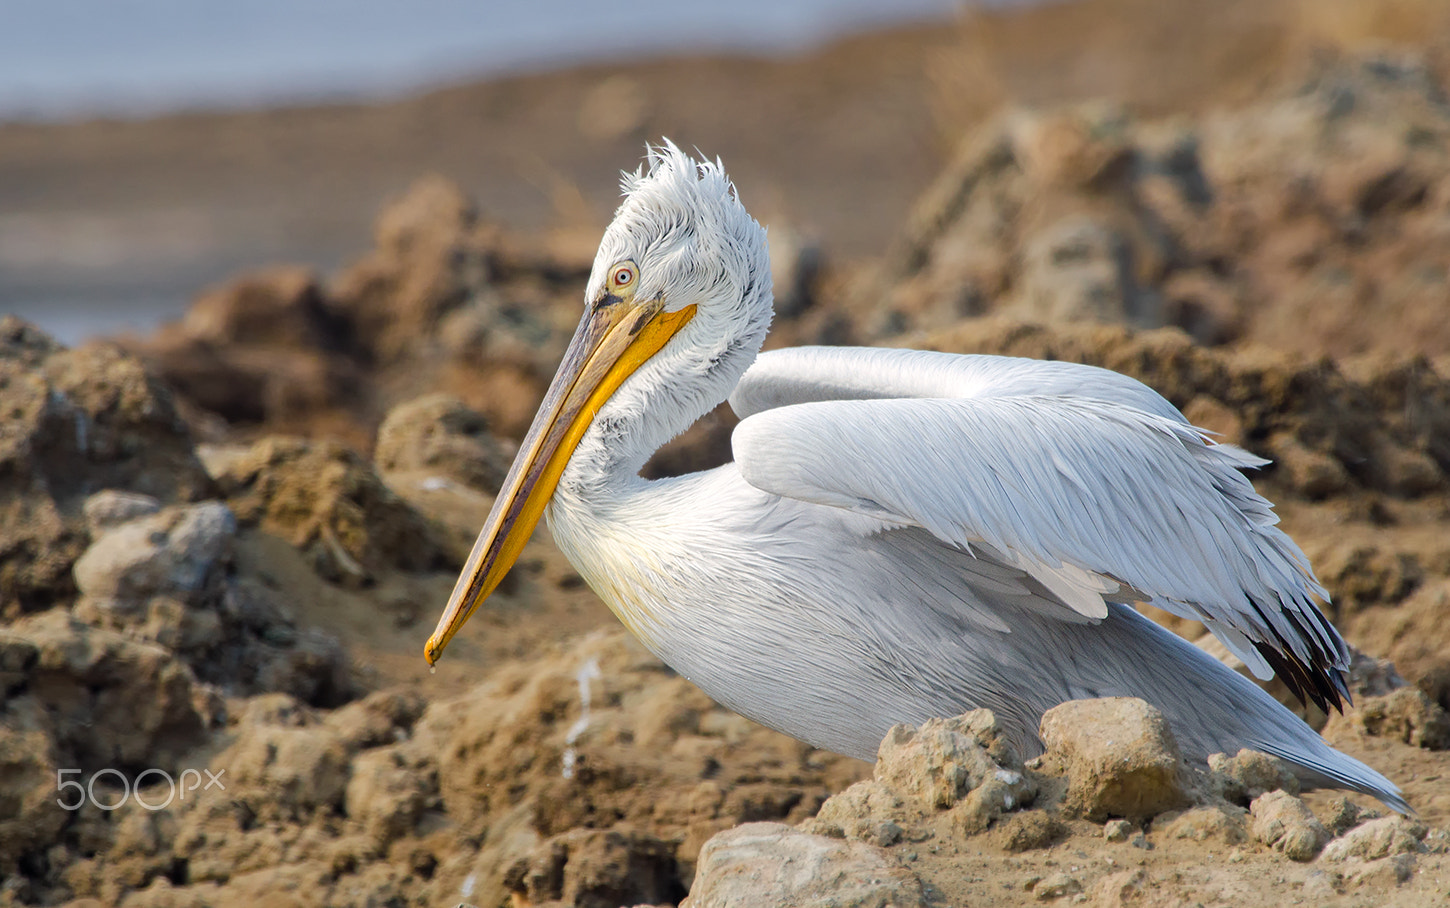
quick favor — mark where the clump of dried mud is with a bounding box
[4,14,1450,908]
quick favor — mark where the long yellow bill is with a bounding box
[424,295,696,664]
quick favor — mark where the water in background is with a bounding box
[3,0,965,119]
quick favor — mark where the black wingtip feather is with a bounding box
[1243,595,1349,715]
[1253,640,1347,714]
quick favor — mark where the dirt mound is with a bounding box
[860,51,1450,360]
[373,393,512,495]
[214,436,453,584]
[126,177,591,453]
[0,318,212,617]
[10,628,863,907]
[137,267,370,446]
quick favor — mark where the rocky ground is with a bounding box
[4,3,1450,907]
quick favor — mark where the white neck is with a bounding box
[551,306,767,513]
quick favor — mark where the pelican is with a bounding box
[426,143,1406,811]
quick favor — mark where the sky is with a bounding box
[1,0,972,118]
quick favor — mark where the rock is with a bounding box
[182,267,342,351]
[1348,687,1450,749]
[869,50,1450,366]
[1037,698,1191,821]
[1321,796,1378,837]
[1314,544,1424,617]
[1103,819,1134,842]
[65,495,352,704]
[1266,434,1353,499]
[1343,853,1416,889]
[344,744,435,847]
[808,780,909,844]
[73,502,235,608]
[373,393,512,494]
[217,436,448,583]
[1320,816,1429,862]
[1018,215,1155,327]
[994,810,1068,853]
[223,711,350,821]
[1250,790,1328,861]
[325,689,428,751]
[951,766,1035,836]
[82,490,161,534]
[0,322,211,615]
[504,828,683,908]
[1031,871,1082,901]
[874,709,1027,810]
[682,822,927,908]
[1161,805,1249,845]
[0,631,37,695]
[8,609,209,773]
[1208,750,1301,806]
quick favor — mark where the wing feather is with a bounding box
[729,346,1349,711]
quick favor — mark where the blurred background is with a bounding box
[7,0,1444,346]
[4,0,969,342]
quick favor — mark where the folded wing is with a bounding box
[729,346,1349,711]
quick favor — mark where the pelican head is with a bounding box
[425,142,773,663]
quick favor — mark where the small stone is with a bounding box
[82,490,161,534]
[951,767,1037,835]
[1208,749,1300,805]
[1321,796,1378,836]
[868,820,903,848]
[1038,698,1190,821]
[1033,872,1082,901]
[72,502,236,608]
[1250,790,1328,861]
[1320,816,1428,862]
[812,780,908,843]
[682,822,928,908]
[876,710,1021,810]
[1104,819,1133,842]
[1162,805,1249,845]
[995,810,1068,853]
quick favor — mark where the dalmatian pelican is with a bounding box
[426,143,1405,811]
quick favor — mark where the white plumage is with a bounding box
[428,142,1406,812]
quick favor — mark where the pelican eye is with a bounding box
[610,263,637,289]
